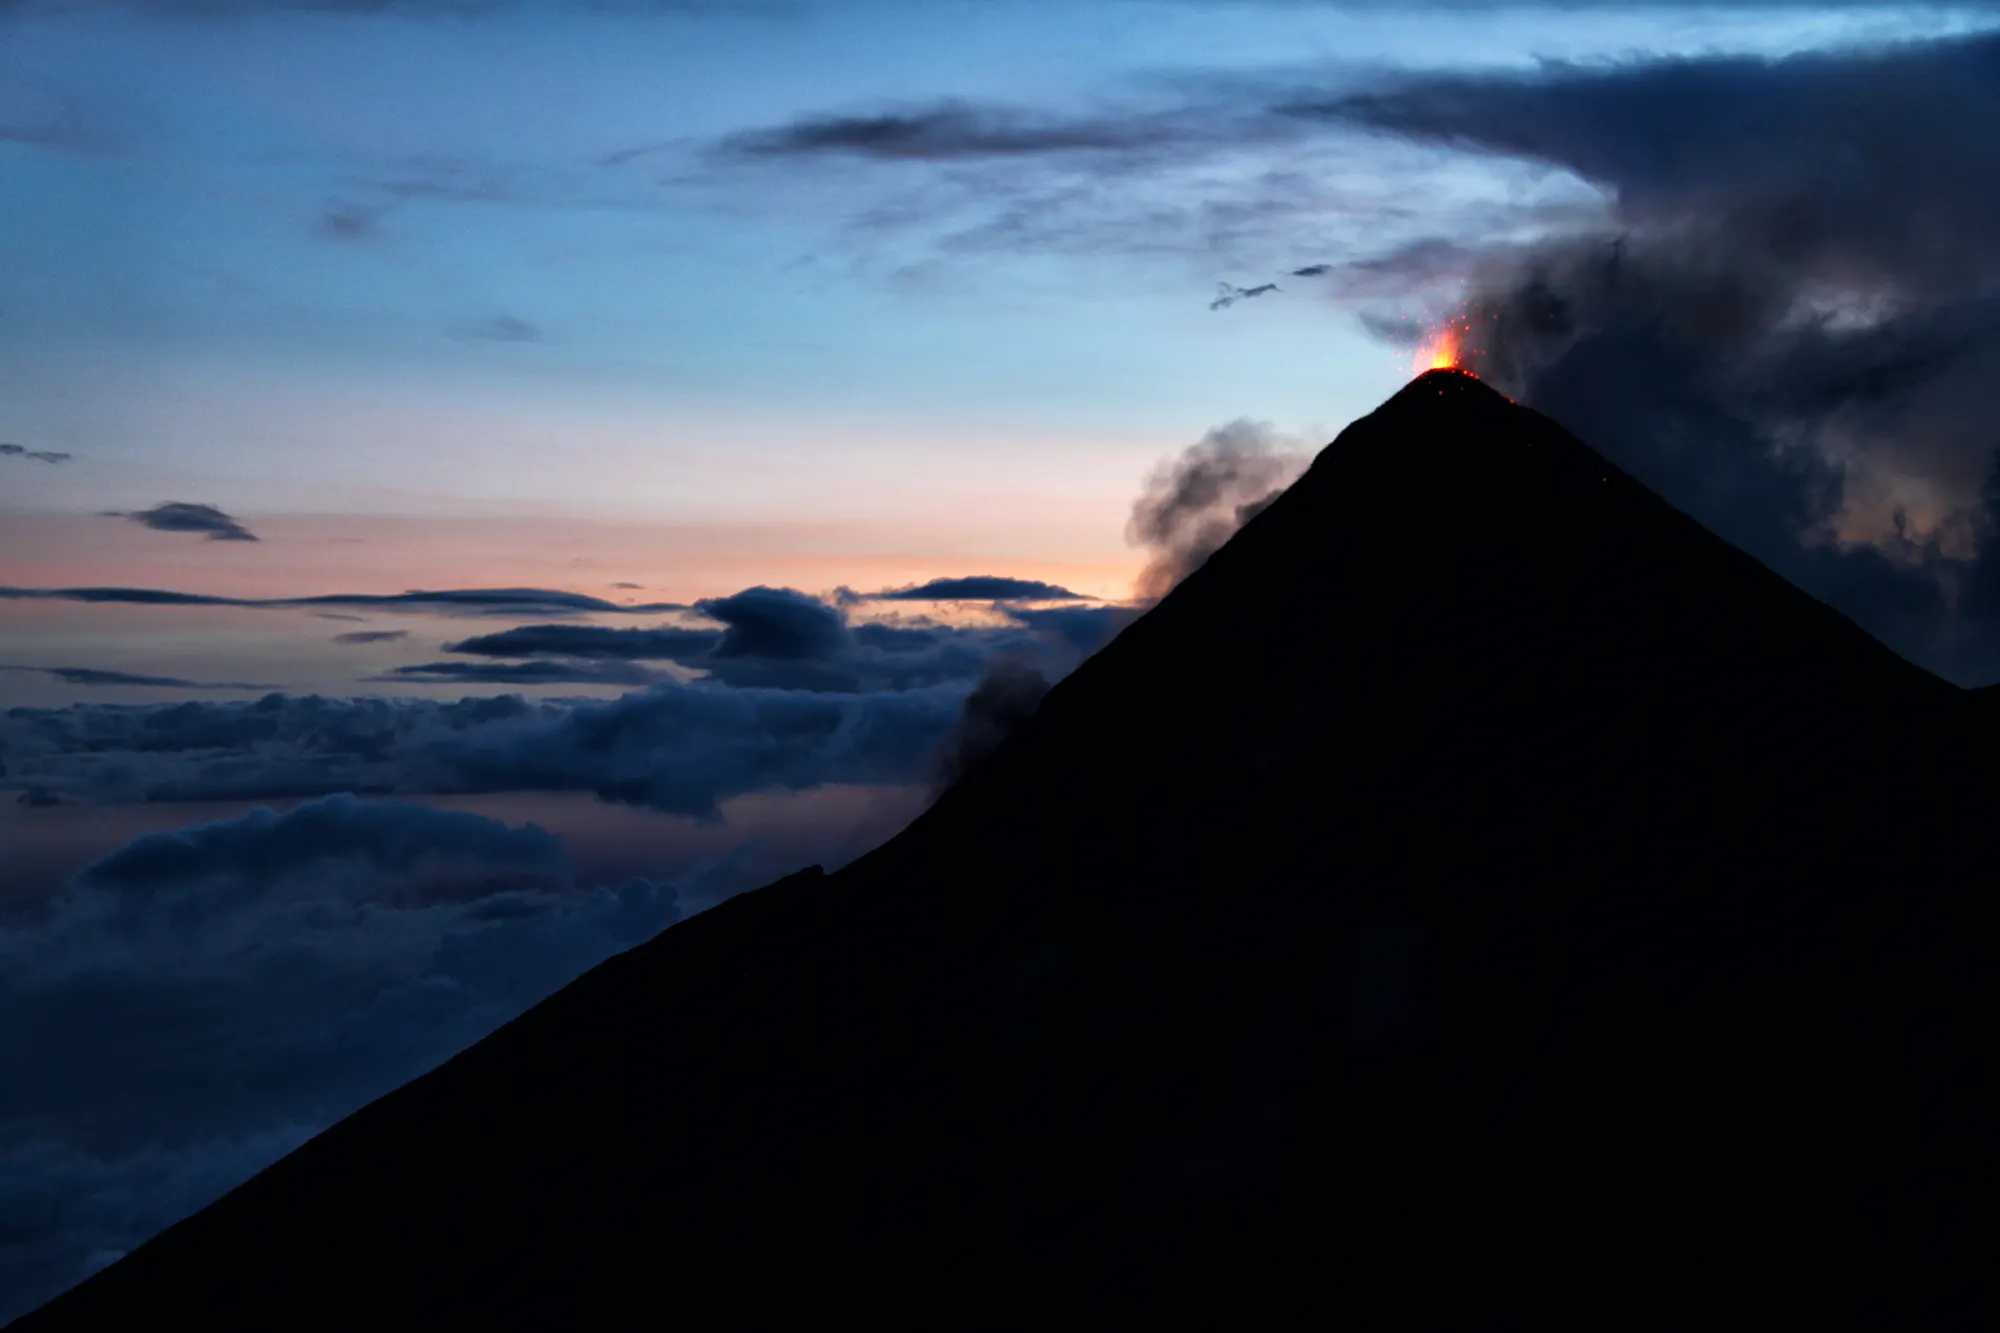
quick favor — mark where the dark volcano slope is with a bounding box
[16,372,1986,1327]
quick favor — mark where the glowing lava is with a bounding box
[1416,321,1468,375]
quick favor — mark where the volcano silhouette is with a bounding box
[12,371,1983,1326]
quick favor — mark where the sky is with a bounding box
[9,0,2000,1321]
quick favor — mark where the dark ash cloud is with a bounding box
[1,665,282,691]
[1293,27,2000,683]
[1127,419,1311,602]
[333,630,410,645]
[105,503,258,543]
[0,443,71,464]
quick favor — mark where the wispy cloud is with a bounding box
[371,659,668,687]
[0,443,71,464]
[332,630,410,645]
[855,576,1088,602]
[0,585,688,617]
[716,99,1221,163]
[1210,281,1279,311]
[448,314,544,344]
[443,624,723,661]
[0,665,281,691]
[103,503,258,543]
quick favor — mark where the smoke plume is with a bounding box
[1127,420,1311,603]
[1302,29,2000,681]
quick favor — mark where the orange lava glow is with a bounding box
[1422,329,1460,371]
[1412,314,1486,379]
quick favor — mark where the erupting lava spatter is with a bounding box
[1415,316,1474,376]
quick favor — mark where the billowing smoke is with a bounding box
[1306,30,2000,681]
[930,658,1050,796]
[1127,419,1312,602]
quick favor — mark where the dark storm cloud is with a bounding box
[0,443,71,464]
[1,665,281,690]
[375,660,669,688]
[0,791,715,1323]
[444,624,724,660]
[0,585,686,616]
[333,630,410,645]
[1127,419,1311,602]
[859,576,1087,603]
[108,502,258,543]
[1285,27,2000,683]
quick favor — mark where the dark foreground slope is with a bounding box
[15,372,1986,1327]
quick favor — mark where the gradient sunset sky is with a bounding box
[4,0,1990,705]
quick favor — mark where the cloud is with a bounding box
[0,792,720,1323]
[448,314,543,344]
[443,624,723,661]
[696,586,851,661]
[1127,419,1312,601]
[373,659,669,688]
[0,443,71,464]
[333,630,409,645]
[1210,281,1279,311]
[105,503,258,543]
[610,582,645,590]
[1289,27,2000,682]
[717,99,1215,163]
[860,576,1088,603]
[432,586,1119,694]
[0,680,967,817]
[0,585,687,617]
[0,665,282,691]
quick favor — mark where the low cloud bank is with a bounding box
[0,793,723,1323]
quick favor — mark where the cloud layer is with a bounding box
[0,793,707,1322]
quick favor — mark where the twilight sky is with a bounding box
[10,2,2000,1320]
[7,0,1993,704]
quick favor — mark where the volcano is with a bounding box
[12,371,1984,1326]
